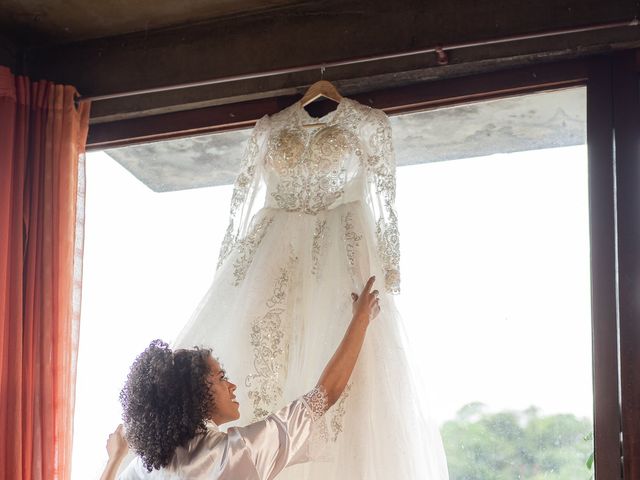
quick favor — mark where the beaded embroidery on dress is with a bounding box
[174,98,449,479]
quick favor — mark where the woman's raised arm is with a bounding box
[315,275,380,407]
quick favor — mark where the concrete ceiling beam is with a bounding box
[16,0,640,122]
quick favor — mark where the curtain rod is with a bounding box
[78,18,638,103]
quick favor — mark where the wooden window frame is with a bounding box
[88,53,640,479]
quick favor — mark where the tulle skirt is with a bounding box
[173,201,449,479]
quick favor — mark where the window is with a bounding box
[73,87,593,479]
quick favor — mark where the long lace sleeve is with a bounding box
[217,115,270,269]
[364,109,401,293]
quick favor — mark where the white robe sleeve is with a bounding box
[229,386,328,480]
[116,456,151,480]
[363,108,401,293]
[117,387,328,480]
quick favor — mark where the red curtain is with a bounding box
[0,65,90,479]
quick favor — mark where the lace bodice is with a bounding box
[218,97,401,292]
[264,99,365,214]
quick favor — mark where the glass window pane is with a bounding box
[394,87,593,479]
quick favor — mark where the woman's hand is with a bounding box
[106,424,129,461]
[100,425,130,480]
[351,276,381,324]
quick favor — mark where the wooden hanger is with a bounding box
[299,70,344,127]
[300,79,343,107]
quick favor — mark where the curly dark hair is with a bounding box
[119,339,215,472]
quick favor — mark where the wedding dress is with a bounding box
[173,97,449,479]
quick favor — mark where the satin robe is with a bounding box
[118,395,319,480]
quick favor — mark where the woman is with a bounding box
[100,276,380,480]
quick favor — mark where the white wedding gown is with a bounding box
[174,97,449,479]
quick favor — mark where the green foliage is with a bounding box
[441,403,593,480]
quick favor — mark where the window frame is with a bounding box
[87,53,640,479]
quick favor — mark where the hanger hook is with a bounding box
[320,64,326,80]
